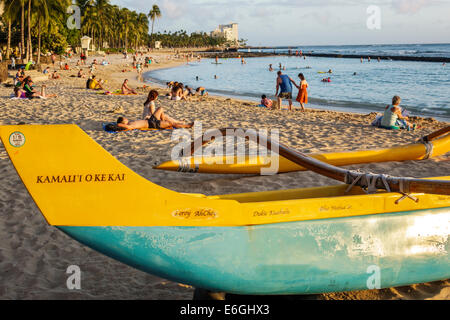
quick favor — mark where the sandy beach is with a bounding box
[0,52,448,300]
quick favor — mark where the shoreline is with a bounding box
[142,60,450,123]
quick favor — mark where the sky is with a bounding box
[112,0,450,46]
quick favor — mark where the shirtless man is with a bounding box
[117,117,193,130]
[121,79,137,94]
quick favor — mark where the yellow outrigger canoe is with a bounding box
[155,128,450,174]
[1,124,449,295]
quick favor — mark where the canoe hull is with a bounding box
[59,207,450,295]
[154,134,450,174]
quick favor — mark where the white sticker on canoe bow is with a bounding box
[9,132,26,148]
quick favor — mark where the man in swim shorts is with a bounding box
[275,71,294,111]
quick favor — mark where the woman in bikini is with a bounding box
[170,83,187,101]
[142,90,193,128]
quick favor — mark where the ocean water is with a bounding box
[146,45,450,120]
[243,43,450,59]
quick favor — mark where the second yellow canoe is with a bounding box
[154,133,450,174]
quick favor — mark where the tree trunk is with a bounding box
[21,3,25,59]
[7,20,11,59]
[151,19,155,48]
[125,31,128,51]
[37,20,41,65]
[27,0,32,62]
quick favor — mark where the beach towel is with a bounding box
[98,89,139,96]
[371,115,402,130]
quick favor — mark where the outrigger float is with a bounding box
[155,127,450,174]
[0,124,449,295]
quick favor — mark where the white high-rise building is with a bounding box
[211,23,239,43]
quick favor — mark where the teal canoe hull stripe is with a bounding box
[58,207,450,295]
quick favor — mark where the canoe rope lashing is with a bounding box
[422,140,434,160]
[345,170,391,194]
[345,171,419,203]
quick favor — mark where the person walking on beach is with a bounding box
[292,73,308,112]
[275,71,294,111]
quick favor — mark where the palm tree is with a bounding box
[5,0,26,58]
[1,0,14,59]
[148,4,161,47]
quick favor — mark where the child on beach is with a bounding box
[260,95,273,109]
[292,73,308,112]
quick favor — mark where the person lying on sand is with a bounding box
[121,79,137,95]
[117,116,194,131]
[142,90,194,128]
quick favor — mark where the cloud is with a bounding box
[160,0,186,19]
[391,0,435,14]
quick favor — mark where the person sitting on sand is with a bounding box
[88,75,104,90]
[142,90,194,128]
[13,86,26,99]
[195,87,208,97]
[77,69,85,78]
[259,95,273,108]
[64,63,70,71]
[184,85,194,97]
[380,96,415,130]
[52,71,61,79]
[14,74,24,87]
[171,84,186,101]
[43,67,50,75]
[23,80,57,99]
[121,79,137,95]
